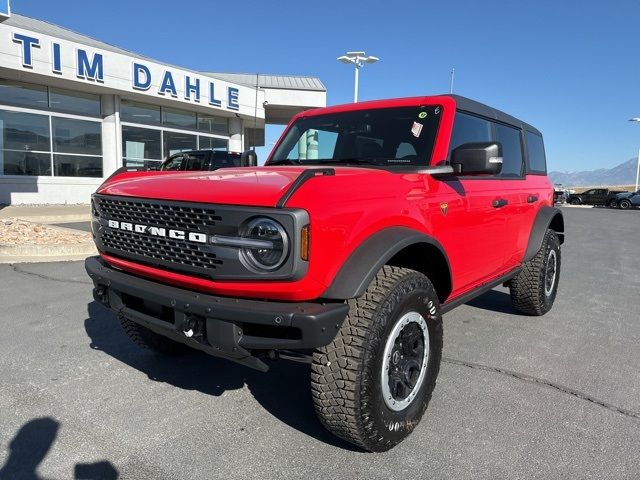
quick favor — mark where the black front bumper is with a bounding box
[85,256,348,371]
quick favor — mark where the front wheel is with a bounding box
[608,199,618,208]
[509,229,561,316]
[570,198,581,205]
[619,199,632,209]
[311,266,443,452]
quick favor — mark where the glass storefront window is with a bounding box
[122,126,162,168]
[198,114,228,135]
[163,131,196,157]
[49,88,101,116]
[53,154,102,177]
[52,117,102,155]
[0,110,50,151]
[162,107,197,129]
[0,79,48,109]
[1,151,51,176]
[199,136,228,151]
[121,100,161,124]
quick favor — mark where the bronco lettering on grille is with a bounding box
[107,219,207,243]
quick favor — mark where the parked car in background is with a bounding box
[554,184,569,204]
[566,188,627,207]
[613,189,640,209]
[160,150,242,172]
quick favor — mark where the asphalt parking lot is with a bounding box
[1,207,639,479]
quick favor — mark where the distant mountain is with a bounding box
[549,158,637,187]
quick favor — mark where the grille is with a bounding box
[95,197,222,232]
[101,229,222,272]
[95,196,223,276]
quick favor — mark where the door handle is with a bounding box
[492,198,508,208]
[527,195,539,203]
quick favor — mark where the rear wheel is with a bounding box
[619,199,632,209]
[570,198,581,205]
[311,266,443,452]
[119,315,191,355]
[509,229,561,316]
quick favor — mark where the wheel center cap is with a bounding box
[392,351,401,365]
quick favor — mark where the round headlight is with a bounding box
[240,217,289,272]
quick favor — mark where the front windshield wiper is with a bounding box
[268,159,301,166]
[323,158,380,166]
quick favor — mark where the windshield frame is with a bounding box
[266,104,444,170]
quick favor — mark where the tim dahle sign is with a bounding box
[4,29,250,114]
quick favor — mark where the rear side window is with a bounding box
[525,131,546,173]
[494,123,523,178]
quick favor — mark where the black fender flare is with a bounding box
[321,227,452,300]
[524,206,565,262]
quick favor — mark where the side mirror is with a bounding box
[451,142,503,176]
[240,150,258,167]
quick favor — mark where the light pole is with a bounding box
[628,118,640,191]
[337,51,379,102]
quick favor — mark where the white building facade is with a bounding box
[0,10,326,204]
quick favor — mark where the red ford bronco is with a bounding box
[86,95,564,451]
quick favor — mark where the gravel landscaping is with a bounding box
[0,218,91,246]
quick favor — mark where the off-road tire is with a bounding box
[311,266,443,452]
[619,199,632,209]
[119,315,191,355]
[509,229,561,316]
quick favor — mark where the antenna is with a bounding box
[450,67,455,94]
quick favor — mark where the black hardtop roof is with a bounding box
[449,95,542,136]
[173,150,240,156]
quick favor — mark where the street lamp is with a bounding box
[337,51,379,103]
[627,118,640,191]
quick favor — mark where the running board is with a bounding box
[441,268,521,314]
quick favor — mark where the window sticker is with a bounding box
[411,121,423,138]
[435,107,441,115]
[418,111,428,119]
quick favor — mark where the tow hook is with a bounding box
[182,315,205,339]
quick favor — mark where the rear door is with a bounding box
[582,189,597,204]
[492,122,529,270]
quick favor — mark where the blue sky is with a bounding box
[12,0,640,172]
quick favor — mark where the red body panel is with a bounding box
[96,95,554,303]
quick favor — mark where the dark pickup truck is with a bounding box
[567,188,627,207]
[160,150,242,172]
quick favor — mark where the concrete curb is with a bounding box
[0,242,97,263]
[15,214,92,224]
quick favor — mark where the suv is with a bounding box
[160,150,241,172]
[86,95,564,452]
[567,188,627,207]
[613,189,640,209]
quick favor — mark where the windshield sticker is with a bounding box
[411,121,423,138]
[435,107,441,115]
[418,111,428,119]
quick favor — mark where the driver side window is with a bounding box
[162,154,184,171]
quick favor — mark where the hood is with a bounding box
[97,166,392,208]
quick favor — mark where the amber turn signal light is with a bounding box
[301,225,310,261]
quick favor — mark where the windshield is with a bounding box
[268,105,442,168]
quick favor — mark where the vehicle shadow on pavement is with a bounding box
[466,289,519,315]
[0,417,119,479]
[84,302,359,451]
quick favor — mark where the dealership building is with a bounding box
[0,6,326,204]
